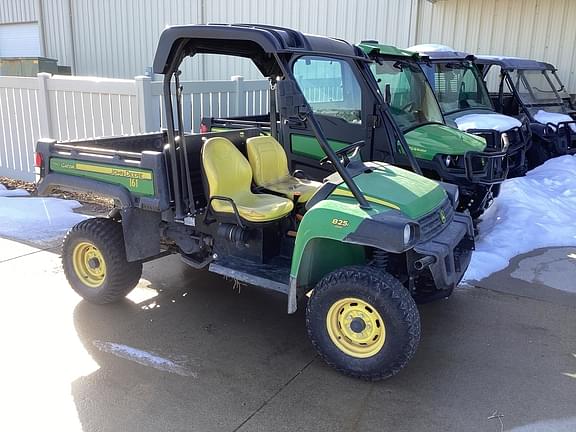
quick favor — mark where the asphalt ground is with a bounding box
[1,237,575,432]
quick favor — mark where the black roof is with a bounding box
[153,23,364,75]
[475,55,555,71]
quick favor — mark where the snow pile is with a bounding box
[454,113,522,133]
[0,185,87,243]
[533,110,576,132]
[464,155,576,281]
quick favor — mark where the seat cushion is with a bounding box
[246,135,321,202]
[265,176,322,203]
[202,137,294,222]
[215,191,294,222]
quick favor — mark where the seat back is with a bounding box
[201,137,253,212]
[246,136,290,187]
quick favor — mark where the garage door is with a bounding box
[0,22,40,57]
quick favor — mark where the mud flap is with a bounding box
[121,208,162,261]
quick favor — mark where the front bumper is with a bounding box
[411,212,474,292]
[433,149,508,186]
[467,126,530,174]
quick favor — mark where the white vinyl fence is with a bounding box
[0,73,269,181]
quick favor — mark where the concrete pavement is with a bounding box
[1,237,575,432]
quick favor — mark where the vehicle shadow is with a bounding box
[70,254,314,432]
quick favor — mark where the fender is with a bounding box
[288,199,408,313]
[37,173,134,208]
[37,173,161,261]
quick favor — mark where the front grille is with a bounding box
[417,198,454,241]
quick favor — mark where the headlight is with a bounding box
[403,224,412,245]
[501,133,510,151]
[453,187,459,207]
[444,155,452,167]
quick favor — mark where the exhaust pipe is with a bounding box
[414,255,436,271]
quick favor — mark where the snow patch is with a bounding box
[93,340,197,377]
[454,113,522,133]
[533,110,576,132]
[0,194,87,243]
[0,184,30,197]
[408,43,455,53]
[464,155,576,284]
[507,417,576,432]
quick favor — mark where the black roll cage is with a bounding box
[476,57,574,119]
[152,24,422,220]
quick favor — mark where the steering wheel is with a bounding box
[320,140,365,166]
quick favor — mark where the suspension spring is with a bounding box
[372,249,389,270]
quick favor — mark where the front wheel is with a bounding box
[306,266,421,381]
[62,218,142,304]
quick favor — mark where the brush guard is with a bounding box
[467,126,530,174]
[543,120,576,155]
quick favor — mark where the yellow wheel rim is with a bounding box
[326,297,386,358]
[72,241,106,288]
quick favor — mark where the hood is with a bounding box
[405,124,486,160]
[446,110,522,132]
[533,110,576,132]
[330,162,447,220]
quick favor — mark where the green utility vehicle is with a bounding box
[359,42,509,218]
[475,55,576,167]
[204,42,507,219]
[36,25,474,380]
[408,45,531,177]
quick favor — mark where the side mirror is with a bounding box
[277,79,309,119]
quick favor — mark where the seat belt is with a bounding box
[269,78,278,140]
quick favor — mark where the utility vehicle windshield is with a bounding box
[370,58,443,131]
[293,56,362,124]
[509,69,572,112]
[420,62,493,114]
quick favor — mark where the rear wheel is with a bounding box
[306,266,421,381]
[62,218,142,304]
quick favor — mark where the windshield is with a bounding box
[293,56,362,124]
[420,61,493,114]
[370,58,443,131]
[509,69,572,112]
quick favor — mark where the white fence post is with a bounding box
[135,75,157,132]
[36,73,53,139]
[231,75,246,116]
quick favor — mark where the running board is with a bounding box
[208,256,290,294]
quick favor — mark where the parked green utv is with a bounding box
[36,24,474,380]
[408,44,531,177]
[359,42,509,219]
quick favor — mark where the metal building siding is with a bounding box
[41,0,73,67]
[201,0,414,80]
[0,0,36,24]
[416,0,576,93]
[69,0,202,78]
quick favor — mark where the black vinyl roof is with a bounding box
[153,23,364,75]
[475,55,555,71]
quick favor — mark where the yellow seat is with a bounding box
[201,137,294,223]
[246,136,322,203]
